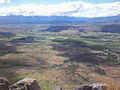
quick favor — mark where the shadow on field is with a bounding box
[0,31,19,56]
[42,25,81,32]
[42,25,73,32]
[0,32,16,38]
[51,39,106,65]
[0,41,22,56]
[0,41,28,68]
[0,39,47,68]
[101,24,120,33]
[10,36,37,43]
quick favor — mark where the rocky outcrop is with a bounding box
[76,83,107,90]
[53,86,63,90]
[0,77,108,90]
[0,77,9,90]
[10,78,41,90]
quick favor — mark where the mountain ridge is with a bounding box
[0,15,120,24]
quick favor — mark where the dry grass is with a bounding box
[102,78,120,90]
[107,82,120,90]
[98,65,120,90]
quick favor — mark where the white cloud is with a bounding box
[0,1,120,17]
[0,0,11,4]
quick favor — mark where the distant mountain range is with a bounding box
[0,15,120,24]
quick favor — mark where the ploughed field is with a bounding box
[0,23,120,90]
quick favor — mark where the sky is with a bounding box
[0,0,120,17]
[0,0,120,6]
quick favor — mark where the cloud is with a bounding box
[0,0,11,4]
[0,1,120,17]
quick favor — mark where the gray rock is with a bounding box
[53,86,63,90]
[10,78,41,90]
[76,83,107,90]
[0,77,9,90]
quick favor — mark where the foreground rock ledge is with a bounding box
[76,83,107,90]
[53,86,63,90]
[0,77,9,90]
[10,78,41,90]
[0,77,107,90]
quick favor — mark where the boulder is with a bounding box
[53,86,63,90]
[10,78,41,90]
[0,77,9,90]
[76,83,107,90]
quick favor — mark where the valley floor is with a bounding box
[0,23,120,90]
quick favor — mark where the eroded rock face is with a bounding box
[76,83,107,90]
[0,77,9,90]
[10,78,41,90]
